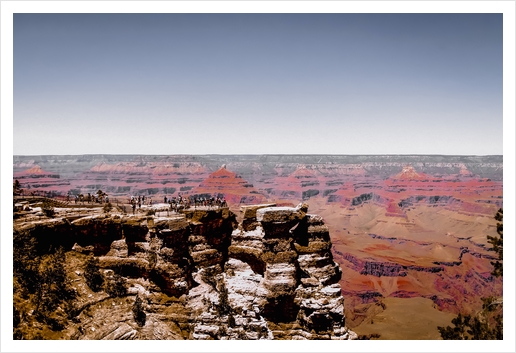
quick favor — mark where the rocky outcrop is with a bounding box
[13,204,355,340]
[79,161,209,197]
[192,166,267,205]
[182,207,236,269]
[239,203,276,231]
[73,214,126,255]
[13,165,67,193]
[392,165,430,181]
[342,252,444,277]
[221,203,354,339]
[361,261,408,277]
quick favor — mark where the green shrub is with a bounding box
[41,200,55,217]
[13,239,76,336]
[13,230,41,294]
[201,266,220,288]
[217,281,231,316]
[132,295,146,327]
[106,274,126,297]
[33,248,75,331]
[84,255,104,292]
[103,202,113,213]
[147,251,157,270]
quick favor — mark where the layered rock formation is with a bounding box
[13,203,356,340]
[224,203,351,339]
[78,161,209,197]
[192,166,267,205]
[13,165,69,193]
[392,165,430,181]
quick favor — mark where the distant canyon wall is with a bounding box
[13,155,503,215]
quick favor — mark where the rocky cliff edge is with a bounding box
[13,203,357,340]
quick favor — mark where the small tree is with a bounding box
[84,255,104,292]
[147,238,160,270]
[13,230,42,294]
[201,266,220,288]
[438,313,470,340]
[97,189,106,202]
[13,179,23,195]
[487,208,503,278]
[132,295,146,327]
[217,281,231,316]
[106,273,126,297]
[103,202,113,213]
[13,239,76,336]
[41,200,55,217]
[41,248,69,294]
[33,248,75,330]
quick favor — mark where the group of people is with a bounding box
[65,192,229,214]
[128,193,228,214]
[71,192,109,204]
[164,194,228,210]
[129,195,152,212]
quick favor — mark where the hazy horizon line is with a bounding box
[13,153,504,157]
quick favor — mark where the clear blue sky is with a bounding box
[13,13,503,155]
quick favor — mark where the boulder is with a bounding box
[106,239,129,258]
[240,203,277,219]
[256,207,304,224]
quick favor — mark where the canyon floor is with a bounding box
[305,197,501,339]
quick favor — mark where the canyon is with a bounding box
[12,154,503,339]
[13,203,356,340]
